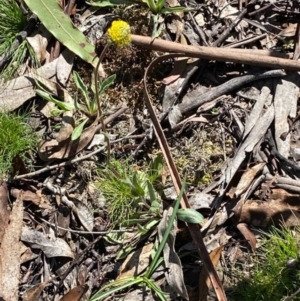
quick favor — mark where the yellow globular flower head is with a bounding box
[107,20,131,47]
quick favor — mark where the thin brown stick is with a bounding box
[94,43,111,163]
[131,34,300,70]
[143,54,227,301]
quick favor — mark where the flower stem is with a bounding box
[94,43,111,163]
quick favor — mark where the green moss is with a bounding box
[0,112,37,178]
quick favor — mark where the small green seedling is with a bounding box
[36,71,115,140]
[89,177,188,301]
[96,156,163,228]
[0,112,37,178]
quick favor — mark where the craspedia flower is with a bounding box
[108,20,131,47]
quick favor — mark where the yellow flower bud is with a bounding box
[107,20,131,47]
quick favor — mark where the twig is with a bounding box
[213,0,256,46]
[130,34,300,70]
[52,235,103,301]
[177,69,286,114]
[143,54,227,301]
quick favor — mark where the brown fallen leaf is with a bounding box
[59,285,88,301]
[22,282,49,301]
[0,192,24,301]
[279,23,297,37]
[21,227,74,258]
[158,207,188,300]
[233,189,300,227]
[236,223,257,251]
[38,118,99,161]
[234,162,265,198]
[11,188,51,209]
[118,243,153,279]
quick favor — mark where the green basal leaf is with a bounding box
[156,0,166,12]
[116,245,133,260]
[177,208,204,223]
[105,231,129,244]
[131,172,145,197]
[71,118,88,141]
[73,71,90,104]
[36,89,75,111]
[147,180,156,202]
[149,154,163,181]
[160,6,194,14]
[146,0,158,13]
[145,177,186,277]
[143,277,167,301]
[22,0,98,68]
[99,74,116,95]
[90,277,143,301]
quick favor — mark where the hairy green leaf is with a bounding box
[71,119,88,141]
[22,0,98,67]
[177,208,204,224]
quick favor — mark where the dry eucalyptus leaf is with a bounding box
[236,223,256,251]
[121,288,156,301]
[195,13,205,26]
[26,31,49,63]
[71,198,94,232]
[21,227,74,258]
[0,195,24,301]
[118,243,153,278]
[233,189,300,227]
[57,48,75,86]
[0,60,57,112]
[279,23,297,37]
[10,188,51,209]
[274,73,299,158]
[59,285,88,301]
[22,282,49,301]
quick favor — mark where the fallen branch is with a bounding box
[131,34,300,71]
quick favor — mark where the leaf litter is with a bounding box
[1,0,300,300]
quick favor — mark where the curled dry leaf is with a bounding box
[233,189,300,228]
[22,282,49,301]
[236,223,257,251]
[59,285,88,301]
[21,227,74,258]
[38,118,99,160]
[11,188,51,209]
